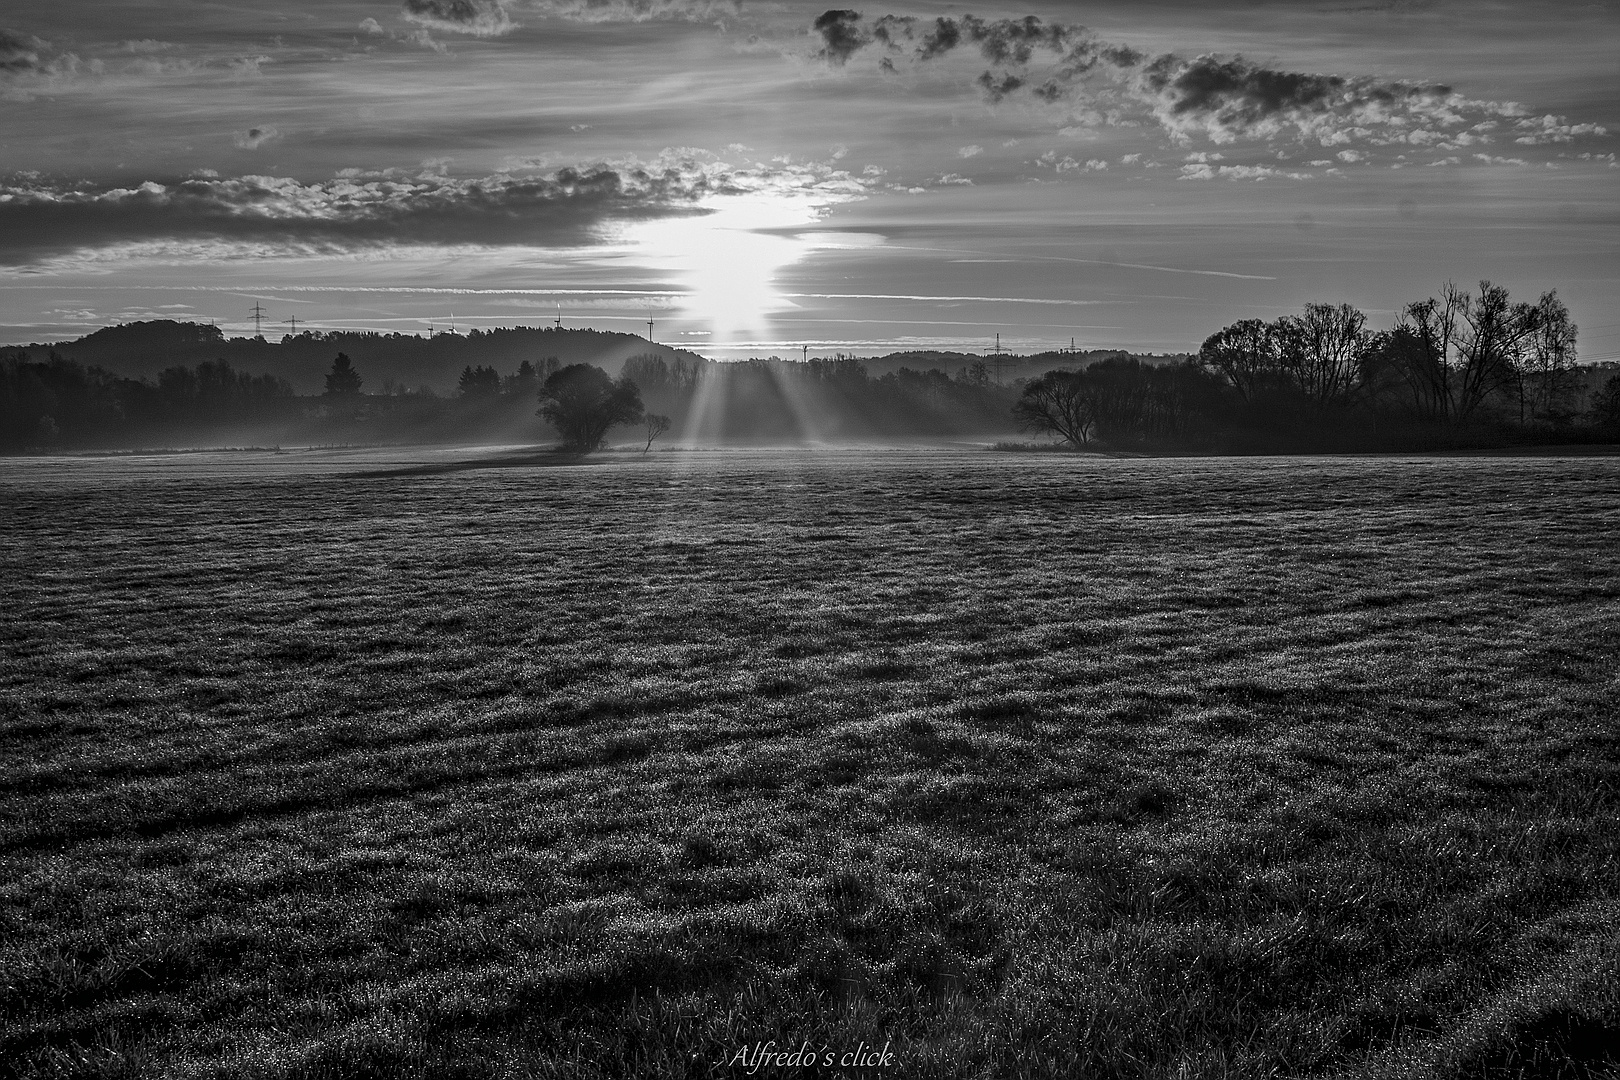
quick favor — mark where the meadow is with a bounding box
[1,447,1617,1079]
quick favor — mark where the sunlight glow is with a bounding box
[617,193,872,346]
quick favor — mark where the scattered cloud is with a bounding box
[233,126,281,150]
[1514,115,1607,144]
[1180,162,1314,181]
[977,71,1024,103]
[401,0,515,37]
[526,0,742,22]
[799,10,1609,165]
[813,9,867,65]
[958,144,983,158]
[0,27,52,73]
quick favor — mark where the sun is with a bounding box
[618,192,830,345]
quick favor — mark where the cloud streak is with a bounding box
[0,157,870,268]
[525,0,742,23]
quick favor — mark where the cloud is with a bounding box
[800,10,1600,163]
[1139,53,1455,145]
[401,0,516,37]
[525,0,741,21]
[0,156,872,269]
[0,28,50,73]
[1179,162,1314,181]
[813,9,866,65]
[233,126,281,150]
[812,10,1136,85]
[0,28,87,97]
[1513,115,1607,145]
[918,15,1070,65]
[976,70,1024,103]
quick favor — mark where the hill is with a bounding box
[13,322,1195,396]
[17,321,709,396]
[860,348,1188,382]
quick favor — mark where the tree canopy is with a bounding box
[537,364,644,453]
[324,353,362,397]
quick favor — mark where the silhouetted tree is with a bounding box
[1198,319,1284,403]
[1377,282,1572,425]
[538,364,644,452]
[1013,371,1097,446]
[324,353,362,397]
[457,364,501,398]
[1286,302,1369,408]
[1520,292,1579,424]
[503,360,540,397]
[956,360,991,388]
[642,413,671,453]
[1588,373,1620,433]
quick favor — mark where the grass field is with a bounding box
[2,447,1618,1079]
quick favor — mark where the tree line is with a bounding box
[6,280,1617,452]
[1015,281,1619,452]
[0,352,298,449]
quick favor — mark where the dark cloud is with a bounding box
[915,17,959,60]
[926,15,1071,66]
[0,167,720,266]
[868,14,914,50]
[1140,53,1453,141]
[1145,54,1344,121]
[813,10,867,66]
[0,28,49,73]
[233,126,281,149]
[976,70,1024,103]
[801,10,1519,152]
[401,0,514,37]
[0,158,871,268]
[817,12,1086,67]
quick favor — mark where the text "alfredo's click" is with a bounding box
[725,1040,895,1073]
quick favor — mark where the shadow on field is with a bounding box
[360,447,619,477]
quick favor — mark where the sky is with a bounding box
[2,0,1617,360]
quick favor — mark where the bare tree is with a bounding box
[1380,282,1568,425]
[1285,302,1368,408]
[1520,291,1579,424]
[1197,319,1285,402]
[643,413,671,453]
[1012,371,1098,447]
[1387,294,1460,423]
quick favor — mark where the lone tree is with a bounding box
[538,364,644,453]
[324,353,362,397]
[1012,370,1098,447]
[642,413,671,454]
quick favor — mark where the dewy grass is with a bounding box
[1,449,1617,1079]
